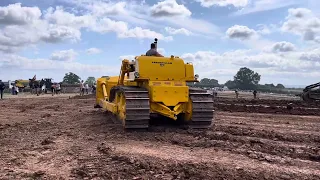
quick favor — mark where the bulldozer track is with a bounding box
[189,88,214,129]
[114,87,214,130]
[117,86,150,129]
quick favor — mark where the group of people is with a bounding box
[0,80,19,99]
[79,80,96,96]
[49,83,62,95]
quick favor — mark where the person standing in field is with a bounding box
[56,83,61,94]
[80,80,84,96]
[253,90,257,99]
[235,89,239,99]
[91,84,96,94]
[51,83,56,96]
[15,85,19,95]
[0,80,5,99]
[85,83,89,94]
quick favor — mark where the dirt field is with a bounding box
[0,94,319,179]
[216,90,301,100]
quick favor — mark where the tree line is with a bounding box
[62,67,289,93]
[192,67,286,92]
[62,72,96,86]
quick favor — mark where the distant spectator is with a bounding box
[42,84,46,93]
[253,90,257,99]
[91,84,96,94]
[0,80,5,99]
[15,85,19,95]
[211,89,217,100]
[235,89,239,99]
[85,83,89,94]
[51,83,56,96]
[56,83,61,94]
[11,85,15,95]
[80,80,84,96]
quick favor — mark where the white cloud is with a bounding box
[63,0,221,36]
[90,17,128,33]
[225,24,276,51]
[232,0,301,16]
[0,53,117,71]
[88,1,127,16]
[165,27,192,36]
[40,24,81,43]
[300,48,320,61]
[195,0,248,8]
[281,8,320,43]
[165,17,221,36]
[256,24,278,35]
[270,41,296,53]
[157,48,166,55]
[0,4,82,53]
[150,0,192,17]
[118,27,173,41]
[50,49,78,61]
[0,3,173,54]
[0,53,119,81]
[119,55,136,61]
[43,6,95,29]
[86,48,101,54]
[181,47,320,83]
[0,21,81,53]
[226,25,258,40]
[0,3,42,25]
[45,6,173,41]
[119,48,166,60]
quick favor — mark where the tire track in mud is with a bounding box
[95,113,320,178]
[215,98,320,108]
[215,124,320,143]
[84,96,320,179]
[215,98,320,115]
[113,141,320,174]
[218,115,320,131]
[166,130,320,165]
[79,115,320,179]
[71,140,320,180]
[218,120,320,133]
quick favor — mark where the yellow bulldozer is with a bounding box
[94,38,214,130]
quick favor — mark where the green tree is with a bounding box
[233,67,261,90]
[276,83,285,89]
[200,78,210,85]
[225,80,236,89]
[197,78,219,87]
[63,72,81,84]
[85,77,96,86]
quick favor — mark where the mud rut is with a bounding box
[0,96,319,180]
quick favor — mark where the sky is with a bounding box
[0,0,320,87]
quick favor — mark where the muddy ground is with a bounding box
[0,95,319,180]
[214,97,320,116]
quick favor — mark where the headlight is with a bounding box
[134,72,140,78]
[194,74,199,79]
